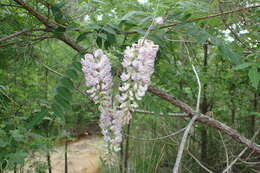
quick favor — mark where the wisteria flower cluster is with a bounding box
[118,38,159,124]
[81,49,121,152]
[81,39,159,153]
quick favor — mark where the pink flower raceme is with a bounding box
[118,38,159,124]
[81,49,113,104]
[81,40,159,153]
[81,50,122,152]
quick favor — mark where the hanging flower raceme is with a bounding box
[118,38,159,124]
[81,39,159,154]
[81,49,122,153]
[81,49,113,104]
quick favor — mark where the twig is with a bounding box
[188,151,214,173]
[0,36,52,48]
[218,131,230,173]
[171,43,202,173]
[221,128,260,173]
[13,0,86,54]
[37,60,86,97]
[161,5,260,29]
[125,5,260,35]
[133,109,189,117]
[172,114,199,173]
[0,28,46,42]
[184,44,201,112]
[125,127,186,141]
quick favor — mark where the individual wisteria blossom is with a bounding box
[118,38,159,124]
[154,16,164,25]
[81,50,122,153]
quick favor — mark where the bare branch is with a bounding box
[125,127,186,142]
[147,87,260,154]
[13,0,86,53]
[133,109,189,117]
[0,36,52,48]
[172,114,200,173]
[0,28,46,43]
[218,131,230,173]
[221,128,260,173]
[162,5,260,29]
[188,151,214,173]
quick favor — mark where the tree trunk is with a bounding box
[200,44,209,172]
[65,140,68,173]
[250,93,258,137]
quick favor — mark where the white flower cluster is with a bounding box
[118,38,159,124]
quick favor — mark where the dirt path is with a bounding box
[23,135,105,173]
[50,136,104,173]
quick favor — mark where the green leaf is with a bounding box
[10,129,24,142]
[51,102,64,119]
[60,77,74,90]
[65,69,78,80]
[28,107,48,129]
[248,67,260,89]
[86,24,102,30]
[8,151,27,164]
[120,11,139,21]
[54,95,71,111]
[251,112,260,117]
[218,44,242,64]
[0,138,8,147]
[76,32,89,43]
[56,86,72,101]
[72,62,82,72]
[96,36,103,48]
[233,63,253,70]
[51,2,66,24]
[102,26,116,35]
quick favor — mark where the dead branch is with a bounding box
[148,87,260,154]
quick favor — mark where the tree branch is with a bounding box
[0,3,23,8]
[147,86,260,154]
[0,28,46,42]
[0,36,52,48]
[13,0,86,53]
[13,0,55,28]
[162,5,260,29]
